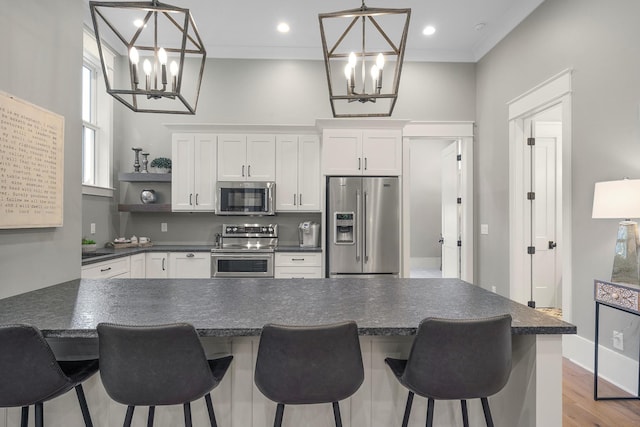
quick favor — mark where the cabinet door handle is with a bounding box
[242,165,245,177]
[358,158,361,170]
[299,193,302,205]
[100,267,112,272]
[189,193,193,205]
[291,258,305,261]
[186,253,195,258]
[248,165,251,177]
[293,194,297,205]
[365,157,368,170]
[162,258,165,271]
[195,194,199,206]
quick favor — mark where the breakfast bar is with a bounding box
[0,278,575,427]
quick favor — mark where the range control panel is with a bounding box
[222,224,278,237]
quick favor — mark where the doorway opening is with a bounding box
[508,69,572,319]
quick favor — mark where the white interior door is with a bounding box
[526,121,561,307]
[441,141,460,278]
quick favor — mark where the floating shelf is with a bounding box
[118,204,171,212]
[118,173,171,182]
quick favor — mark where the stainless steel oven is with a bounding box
[211,224,278,278]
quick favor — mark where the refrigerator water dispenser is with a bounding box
[334,212,355,244]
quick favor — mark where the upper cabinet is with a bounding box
[217,134,275,181]
[275,135,320,211]
[171,133,217,211]
[322,129,402,176]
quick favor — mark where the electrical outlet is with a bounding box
[161,222,168,232]
[613,330,624,351]
[90,223,96,234]
[481,224,489,235]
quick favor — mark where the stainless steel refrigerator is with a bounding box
[327,176,400,277]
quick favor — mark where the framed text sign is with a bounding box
[0,92,64,228]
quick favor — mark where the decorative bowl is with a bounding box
[140,189,157,204]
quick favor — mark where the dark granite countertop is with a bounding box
[0,278,575,338]
[82,245,322,265]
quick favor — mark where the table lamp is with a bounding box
[592,179,640,284]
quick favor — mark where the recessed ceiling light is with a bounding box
[133,19,145,28]
[422,25,436,36]
[277,22,290,33]
[475,22,486,31]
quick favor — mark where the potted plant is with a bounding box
[82,238,97,253]
[150,157,172,173]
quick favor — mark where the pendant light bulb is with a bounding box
[376,53,385,70]
[170,61,179,76]
[129,47,139,65]
[158,47,167,65]
[348,52,357,68]
[370,65,378,80]
[143,59,152,76]
[344,64,352,80]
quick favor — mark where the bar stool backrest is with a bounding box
[401,314,512,400]
[254,321,364,405]
[97,323,216,406]
[0,324,72,407]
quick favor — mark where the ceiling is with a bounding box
[84,0,545,62]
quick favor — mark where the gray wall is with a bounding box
[409,139,451,258]
[476,0,640,357]
[0,1,83,299]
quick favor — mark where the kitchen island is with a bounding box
[0,278,574,427]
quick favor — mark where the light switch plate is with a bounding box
[90,223,96,234]
[161,222,168,232]
[480,224,489,235]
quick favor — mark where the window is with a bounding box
[82,29,113,196]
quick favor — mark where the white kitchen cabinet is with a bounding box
[145,252,168,278]
[81,257,130,279]
[274,252,323,278]
[172,133,217,211]
[322,129,402,176]
[168,252,210,278]
[275,135,320,211]
[217,134,275,181]
[129,253,146,278]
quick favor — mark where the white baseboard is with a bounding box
[563,334,638,395]
[410,257,440,270]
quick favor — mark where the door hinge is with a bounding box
[457,154,462,161]
[527,192,535,200]
[527,137,536,146]
[457,240,462,247]
[527,246,536,255]
[457,197,462,204]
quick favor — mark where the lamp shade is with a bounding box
[592,179,640,219]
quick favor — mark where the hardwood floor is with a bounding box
[563,358,640,426]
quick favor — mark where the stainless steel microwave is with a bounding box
[216,181,275,215]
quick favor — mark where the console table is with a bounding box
[594,279,640,400]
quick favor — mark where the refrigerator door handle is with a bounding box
[356,190,361,262]
[364,191,368,263]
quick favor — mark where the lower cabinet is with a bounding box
[168,252,211,278]
[274,252,322,278]
[145,252,168,278]
[129,253,146,278]
[81,257,131,279]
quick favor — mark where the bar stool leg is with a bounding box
[205,393,218,427]
[147,406,155,427]
[184,402,192,427]
[75,384,94,427]
[460,400,469,427]
[425,398,434,427]
[401,391,414,427]
[274,403,285,427]
[332,402,343,427]
[481,397,494,427]
[20,406,28,427]
[123,405,135,427]
[35,402,43,427]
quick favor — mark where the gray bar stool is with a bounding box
[254,321,364,427]
[0,324,98,427]
[385,314,512,427]
[97,322,233,427]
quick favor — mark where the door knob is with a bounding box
[548,241,557,249]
